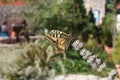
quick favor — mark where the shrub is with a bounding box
[112,33,120,64]
[2,39,58,80]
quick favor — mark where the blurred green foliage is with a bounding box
[0,0,17,4]
[101,0,116,47]
[0,0,117,78]
[112,33,120,64]
[1,0,8,4]
[22,0,95,41]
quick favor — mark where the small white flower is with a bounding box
[91,63,97,68]
[83,55,89,59]
[86,50,92,56]
[100,63,106,69]
[87,59,93,64]
[93,55,97,59]
[90,55,97,60]
[108,69,118,80]
[79,42,83,48]
[87,56,94,64]
[79,48,87,56]
[95,58,101,65]
[82,50,92,60]
[97,68,102,72]
[97,63,106,72]
[108,69,117,76]
[72,40,79,47]
[72,40,83,50]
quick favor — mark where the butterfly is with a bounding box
[45,30,72,54]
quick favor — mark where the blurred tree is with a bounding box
[101,0,116,47]
[0,0,17,3]
[22,0,95,40]
[112,33,120,65]
[0,0,7,3]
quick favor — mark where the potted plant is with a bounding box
[112,33,120,78]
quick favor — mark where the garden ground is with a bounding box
[0,43,109,80]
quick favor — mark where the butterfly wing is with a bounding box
[45,30,72,53]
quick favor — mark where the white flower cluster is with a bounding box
[79,48,106,72]
[72,40,119,79]
[108,69,118,80]
[72,40,106,72]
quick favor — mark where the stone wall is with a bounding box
[0,5,27,26]
[83,0,106,25]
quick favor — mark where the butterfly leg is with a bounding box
[59,39,66,59]
[54,45,59,53]
[63,52,66,59]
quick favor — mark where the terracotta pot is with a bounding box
[104,45,113,61]
[116,64,120,78]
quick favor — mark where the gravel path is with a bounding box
[0,44,22,71]
[0,75,109,80]
[0,35,41,74]
[54,74,108,80]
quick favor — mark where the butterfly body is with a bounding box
[45,30,72,54]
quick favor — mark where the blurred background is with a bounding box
[0,0,119,80]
